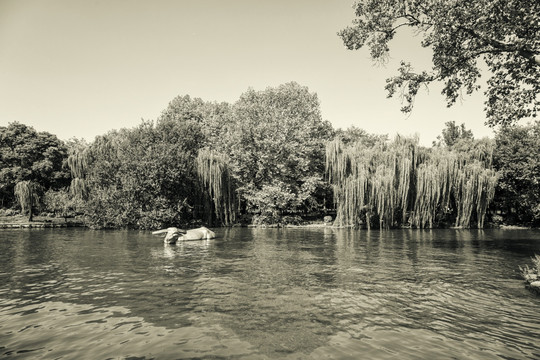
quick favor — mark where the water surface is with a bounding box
[1,228,540,359]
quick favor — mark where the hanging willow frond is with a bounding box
[196,148,238,225]
[70,178,88,200]
[325,136,497,229]
[67,148,90,200]
[14,181,40,221]
[67,150,88,178]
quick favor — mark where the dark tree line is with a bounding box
[1,85,539,228]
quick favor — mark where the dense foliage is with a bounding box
[69,120,204,229]
[231,83,333,223]
[197,82,334,225]
[2,84,539,229]
[339,0,540,127]
[326,135,497,229]
[433,121,474,147]
[63,83,334,228]
[492,122,540,226]
[0,122,70,210]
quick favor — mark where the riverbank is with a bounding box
[0,214,536,230]
[247,221,536,230]
[0,215,84,229]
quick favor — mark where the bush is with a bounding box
[281,215,302,226]
[0,208,18,217]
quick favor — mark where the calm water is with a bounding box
[1,227,540,359]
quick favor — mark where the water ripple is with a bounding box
[1,228,540,359]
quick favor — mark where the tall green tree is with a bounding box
[230,82,333,222]
[0,122,70,208]
[492,122,540,225]
[195,82,334,224]
[159,94,232,143]
[339,0,540,127]
[158,95,234,225]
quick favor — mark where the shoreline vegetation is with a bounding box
[1,87,539,232]
[0,214,535,230]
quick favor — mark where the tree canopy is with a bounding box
[339,0,540,127]
[434,121,474,147]
[66,83,335,228]
[226,82,334,222]
[493,121,540,225]
[6,82,539,229]
[68,120,204,229]
[0,122,69,208]
[326,135,497,229]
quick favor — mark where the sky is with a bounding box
[0,0,495,146]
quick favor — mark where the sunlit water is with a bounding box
[1,227,540,359]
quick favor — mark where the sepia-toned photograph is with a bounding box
[1,0,539,358]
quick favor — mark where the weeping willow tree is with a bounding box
[14,181,40,221]
[67,148,89,200]
[326,135,418,229]
[453,162,498,228]
[409,148,498,228]
[326,136,498,229]
[196,148,238,225]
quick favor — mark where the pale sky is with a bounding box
[0,0,495,146]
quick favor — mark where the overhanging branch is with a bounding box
[457,25,539,66]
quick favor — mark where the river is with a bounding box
[1,227,539,359]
